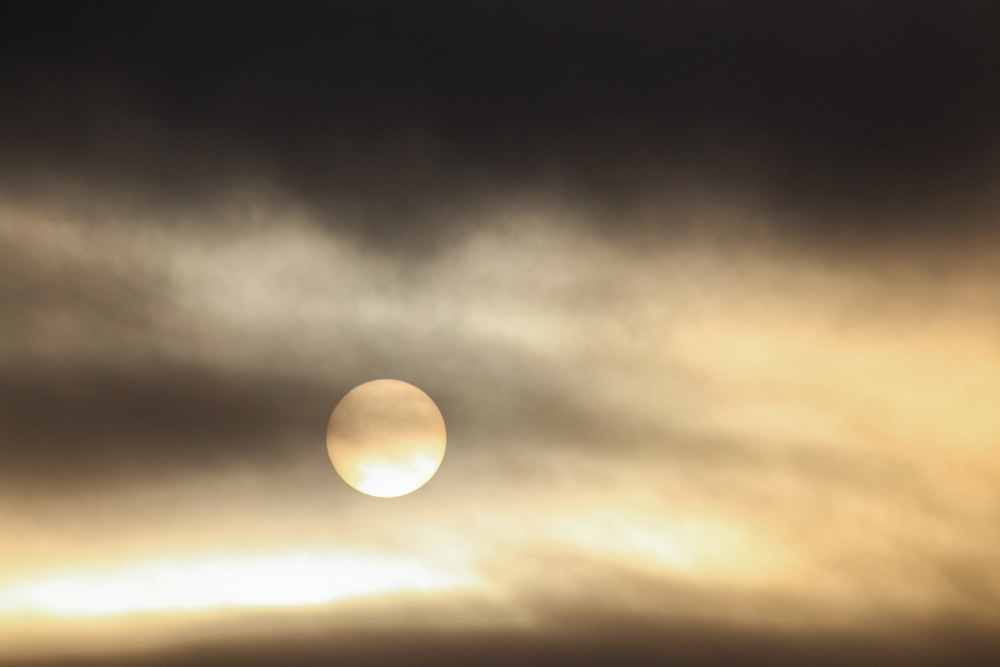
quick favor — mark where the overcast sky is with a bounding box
[2,3,1000,665]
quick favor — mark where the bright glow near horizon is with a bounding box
[0,549,475,619]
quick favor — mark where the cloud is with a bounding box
[2,5,1000,660]
[1,3,999,249]
[2,199,998,659]
[5,610,1000,666]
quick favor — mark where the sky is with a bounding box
[2,2,1000,665]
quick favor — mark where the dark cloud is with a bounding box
[0,363,346,496]
[1,2,999,248]
[8,617,1000,667]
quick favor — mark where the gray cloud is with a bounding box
[2,2,1000,251]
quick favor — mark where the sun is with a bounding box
[326,379,447,497]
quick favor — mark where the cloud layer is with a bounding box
[2,3,1000,663]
